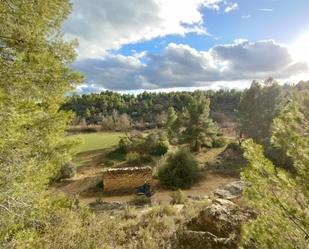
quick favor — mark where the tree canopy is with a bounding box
[0,0,81,246]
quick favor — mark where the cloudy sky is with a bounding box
[63,0,309,93]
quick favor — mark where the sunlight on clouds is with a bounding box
[290,32,309,65]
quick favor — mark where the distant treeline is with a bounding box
[62,89,241,129]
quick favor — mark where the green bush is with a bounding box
[158,149,200,189]
[54,162,76,181]
[144,132,169,156]
[151,141,168,156]
[126,152,140,165]
[118,137,130,153]
[126,152,153,166]
[212,137,226,148]
[227,141,242,151]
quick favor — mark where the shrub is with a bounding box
[170,189,187,204]
[158,149,200,189]
[126,152,140,165]
[128,195,151,206]
[144,205,177,218]
[227,141,242,151]
[126,152,153,166]
[118,137,130,153]
[212,137,226,148]
[54,162,76,181]
[151,141,168,156]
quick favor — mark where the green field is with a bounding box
[72,132,124,153]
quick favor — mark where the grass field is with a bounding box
[72,132,124,153]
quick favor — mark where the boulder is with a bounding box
[173,198,255,249]
[214,181,246,200]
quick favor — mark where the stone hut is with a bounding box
[103,166,153,193]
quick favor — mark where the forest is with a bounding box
[0,1,308,249]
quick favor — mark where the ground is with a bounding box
[53,132,240,205]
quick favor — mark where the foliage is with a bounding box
[227,141,242,151]
[165,107,179,142]
[212,137,226,148]
[0,0,82,246]
[62,89,242,128]
[126,152,153,166]
[158,149,200,189]
[170,190,187,204]
[54,162,76,181]
[145,132,169,156]
[240,91,309,249]
[151,141,169,156]
[182,91,219,152]
[238,79,284,146]
[128,195,151,206]
[118,136,130,154]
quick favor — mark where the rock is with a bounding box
[173,198,255,249]
[214,181,246,200]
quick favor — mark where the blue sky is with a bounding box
[63,0,309,93]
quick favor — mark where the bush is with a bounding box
[118,137,130,153]
[158,149,200,189]
[227,141,242,151]
[212,137,226,148]
[170,189,187,204]
[54,162,76,181]
[126,152,140,165]
[128,195,151,206]
[151,141,168,156]
[126,152,153,166]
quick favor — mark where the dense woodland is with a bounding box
[0,0,308,249]
[62,89,241,129]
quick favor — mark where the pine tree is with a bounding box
[0,0,82,246]
[182,92,218,152]
[240,90,309,248]
[165,106,178,141]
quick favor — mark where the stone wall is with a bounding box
[103,166,153,193]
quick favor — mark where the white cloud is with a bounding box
[74,40,308,91]
[224,3,238,13]
[64,0,226,58]
[258,8,273,12]
[241,14,251,19]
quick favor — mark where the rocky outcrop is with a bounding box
[173,199,255,249]
[214,181,246,200]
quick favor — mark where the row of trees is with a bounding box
[62,89,241,127]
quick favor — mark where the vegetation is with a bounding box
[72,132,123,153]
[240,87,309,248]
[1,0,308,247]
[158,149,200,189]
[170,190,188,204]
[62,89,241,129]
[0,0,82,247]
[54,162,77,181]
[182,92,219,152]
[128,195,152,206]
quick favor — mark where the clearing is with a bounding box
[54,135,239,205]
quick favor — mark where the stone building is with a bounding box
[103,166,153,193]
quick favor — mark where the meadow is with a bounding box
[72,132,124,153]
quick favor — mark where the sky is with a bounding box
[63,0,309,94]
